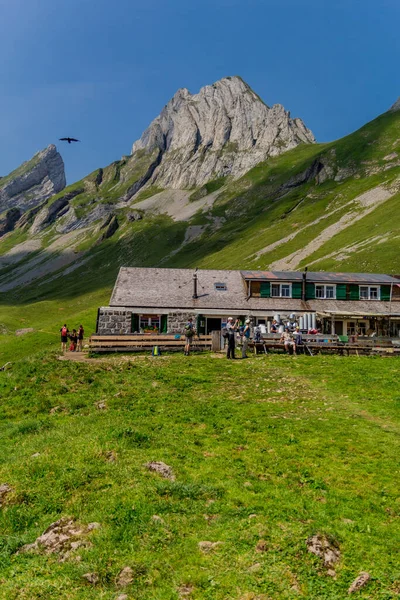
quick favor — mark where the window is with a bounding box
[214,282,227,291]
[359,285,380,300]
[139,315,160,331]
[271,283,292,297]
[315,284,336,299]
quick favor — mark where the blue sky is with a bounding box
[1,0,399,184]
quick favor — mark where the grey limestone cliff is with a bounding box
[131,76,315,189]
[0,145,66,214]
[389,97,400,112]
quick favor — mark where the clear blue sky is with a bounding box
[1,0,399,184]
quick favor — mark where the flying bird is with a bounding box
[59,137,80,144]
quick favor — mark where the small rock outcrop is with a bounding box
[30,188,83,234]
[0,208,21,237]
[0,145,66,213]
[306,534,340,576]
[97,215,119,243]
[18,517,100,560]
[116,566,134,587]
[131,76,315,189]
[145,461,175,480]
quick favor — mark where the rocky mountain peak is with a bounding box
[131,76,315,189]
[0,144,66,214]
[389,97,400,112]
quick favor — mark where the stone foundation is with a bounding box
[97,307,132,335]
[97,308,197,335]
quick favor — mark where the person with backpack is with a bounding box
[60,324,69,353]
[226,317,239,359]
[69,329,78,352]
[241,319,251,359]
[77,325,84,352]
[184,317,195,356]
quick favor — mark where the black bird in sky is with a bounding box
[59,137,80,144]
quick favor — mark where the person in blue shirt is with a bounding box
[241,319,251,358]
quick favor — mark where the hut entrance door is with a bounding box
[335,321,343,335]
[206,317,221,334]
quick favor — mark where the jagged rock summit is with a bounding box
[0,144,66,213]
[131,76,315,189]
[389,97,400,112]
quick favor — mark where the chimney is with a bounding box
[302,267,308,301]
[192,268,198,299]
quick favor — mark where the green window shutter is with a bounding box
[131,313,139,332]
[381,285,391,301]
[306,282,315,300]
[349,285,359,301]
[260,282,270,298]
[292,282,302,299]
[336,284,346,300]
[161,314,168,333]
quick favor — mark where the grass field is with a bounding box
[0,352,399,599]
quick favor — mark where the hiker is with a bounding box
[280,327,297,355]
[69,329,78,352]
[293,326,303,349]
[60,324,69,353]
[270,320,278,333]
[226,317,239,359]
[77,324,84,352]
[184,317,195,356]
[241,319,251,359]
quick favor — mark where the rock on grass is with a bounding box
[198,541,223,553]
[145,461,175,480]
[348,572,370,594]
[82,572,99,585]
[306,534,340,576]
[116,566,134,587]
[0,484,12,506]
[18,517,100,560]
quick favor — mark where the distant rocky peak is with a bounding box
[389,97,400,112]
[131,76,315,189]
[0,144,66,214]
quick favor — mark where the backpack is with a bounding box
[185,325,194,338]
[61,327,67,336]
[221,327,229,339]
[152,345,161,356]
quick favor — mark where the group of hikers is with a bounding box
[60,324,84,353]
[184,316,316,358]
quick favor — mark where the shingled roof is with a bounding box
[109,267,400,316]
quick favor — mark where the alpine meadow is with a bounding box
[0,76,399,599]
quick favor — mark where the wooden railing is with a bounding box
[90,333,220,353]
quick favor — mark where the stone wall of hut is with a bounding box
[96,308,198,335]
[97,308,132,335]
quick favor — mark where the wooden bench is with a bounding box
[89,334,214,353]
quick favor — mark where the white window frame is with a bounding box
[359,285,380,300]
[315,284,336,299]
[271,282,292,298]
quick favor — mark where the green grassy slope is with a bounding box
[0,354,399,599]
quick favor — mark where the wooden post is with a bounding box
[211,330,221,352]
[331,315,335,335]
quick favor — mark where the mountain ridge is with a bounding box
[0,78,399,300]
[130,75,315,189]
